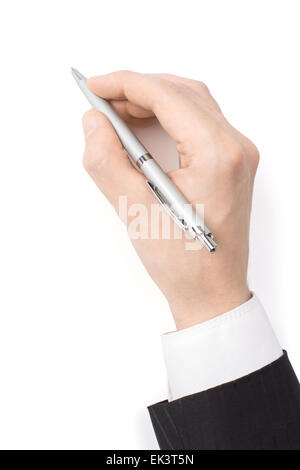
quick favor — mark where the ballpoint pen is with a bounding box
[71,68,218,253]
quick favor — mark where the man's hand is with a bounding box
[82,72,259,329]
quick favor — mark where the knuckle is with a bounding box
[112,69,133,80]
[82,154,90,172]
[221,139,245,172]
[82,151,99,173]
[227,152,246,178]
[239,136,260,172]
[83,152,106,174]
[82,136,106,174]
[228,148,244,168]
[220,134,260,176]
[82,152,92,173]
[196,81,210,93]
[249,142,260,168]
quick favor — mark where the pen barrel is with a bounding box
[79,81,148,162]
[140,158,208,233]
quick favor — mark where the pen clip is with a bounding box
[146,181,188,231]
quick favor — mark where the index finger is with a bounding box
[87,71,209,144]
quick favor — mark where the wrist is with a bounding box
[168,285,251,330]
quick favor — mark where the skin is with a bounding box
[81,71,259,330]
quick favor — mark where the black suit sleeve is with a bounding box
[148,352,300,450]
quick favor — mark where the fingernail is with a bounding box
[82,113,97,138]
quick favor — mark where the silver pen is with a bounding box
[71,68,218,252]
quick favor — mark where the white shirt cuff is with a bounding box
[162,294,283,401]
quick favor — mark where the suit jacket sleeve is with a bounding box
[148,352,300,450]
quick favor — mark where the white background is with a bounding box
[0,0,299,450]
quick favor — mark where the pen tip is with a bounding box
[71,67,86,82]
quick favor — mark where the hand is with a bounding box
[82,71,259,329]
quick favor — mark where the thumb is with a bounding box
[82,110,145,209]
